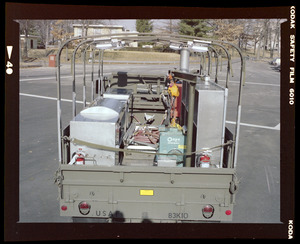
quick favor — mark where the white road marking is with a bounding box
[19,92,89,104]
[20,77,280,87]
[20,92,279,131]
[218,79,280,87]
[226,120,280,131]
[273,123,280,130]
[264,166,271,194]
[20,76,57,81]
[20,75,84,82]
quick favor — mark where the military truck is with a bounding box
[54,33,245,222]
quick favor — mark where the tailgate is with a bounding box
[57,165,237,222]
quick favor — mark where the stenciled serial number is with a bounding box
[168,212,189,219]
[96,210,189,219]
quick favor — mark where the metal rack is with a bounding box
[56,33,245,168]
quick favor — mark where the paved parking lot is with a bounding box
[19,59,280,223]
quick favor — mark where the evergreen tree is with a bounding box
[136,19,153,33]
[178,19,211,37]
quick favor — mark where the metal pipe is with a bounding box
[97,50,101,96]
[83,46,87,108]
[211,43,231,88]
[71,44,80,118]
[91,47,95,101]
[56,59,62,163]
[242,59,246,86]
[199,53,203,75]
[207,51,211,76]
[208,46,219,83]
[211,41,244,168]
[233,57,245,168]
[180,47,190,73]
[203,53,207,72]
[56,36,83,163]
[178,46,194,167]
[218,42,245,168]
[219,88,228,168]
[229,54,234,77]
[233,105,241,167]
[72,39,92,117]
[215,53,219,83]
[100,49,104,96]
[191,40,231,88]
[95,48,104,96]
[82,41,98,107]
[185,81,196,167]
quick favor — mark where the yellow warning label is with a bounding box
[178,144,186,149]
[140,190,154,196]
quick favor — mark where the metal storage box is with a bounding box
[194,81,227,165]
[181,79,227,166]
[70,97,129,166]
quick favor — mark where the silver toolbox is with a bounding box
[194,81,227,165]
[70,96,130,166]
[181,79,227,166]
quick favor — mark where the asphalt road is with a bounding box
[19,60,280,223]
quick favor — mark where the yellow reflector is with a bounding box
[140,189,154,196]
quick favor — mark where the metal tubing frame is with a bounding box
[185,81,196,167]
[82,43,97,107]
[71,39,93,118]
[207,45,219,83]
[99,50,104,96]
[220,87,229,168]
[199,53,203,75]
[91,47,95,101]
[207,50,211,76]
[82,40,103,106]
[56,33,245,167]
[182,36,244,167]
[82,45,88,108]
[208,42,231,88]
[57,36,84,163]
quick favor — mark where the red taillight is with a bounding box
[202,204,214,219]
[78,201,91,215]
[61,205,67,211]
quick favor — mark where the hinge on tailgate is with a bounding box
[54,169,64,187]
[229,173,240,194]
[54,169,64,199]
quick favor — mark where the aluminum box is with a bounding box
[70,97,129,166]
[193,81,227,165]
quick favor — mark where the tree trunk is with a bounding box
[256,37,261,60]
[276,20,281,57]
[22,20,29,59]
[253,39,258,55]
